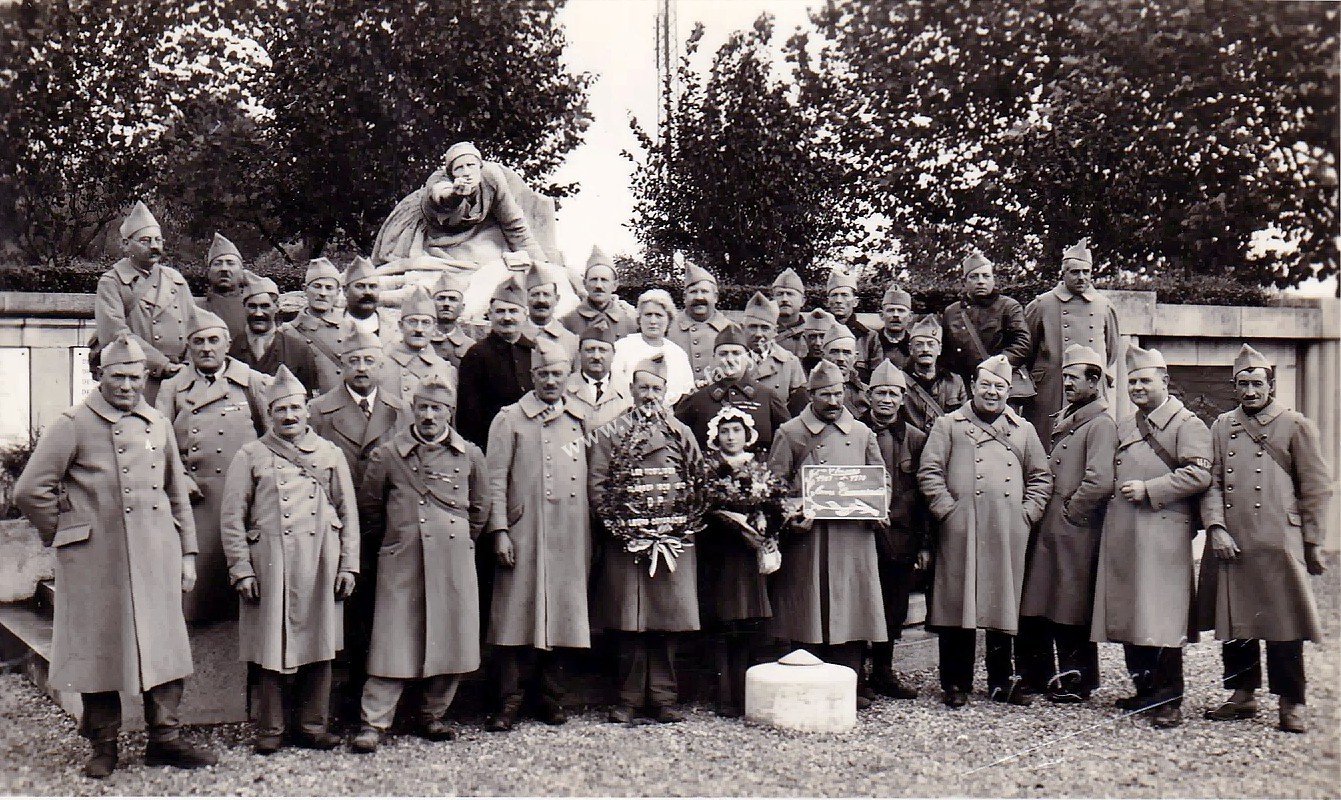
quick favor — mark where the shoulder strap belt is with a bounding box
[383,445,469,519]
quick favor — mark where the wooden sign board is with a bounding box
[801,465,888,521]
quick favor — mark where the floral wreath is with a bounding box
[595,406,707,576]
[706,405,759,452]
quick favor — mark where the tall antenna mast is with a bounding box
[654,0,678,128]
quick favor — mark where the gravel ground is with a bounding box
[0,571,1336,797]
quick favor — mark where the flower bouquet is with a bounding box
[706,454,789,575]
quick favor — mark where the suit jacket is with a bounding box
[309,386,410,489]
[564,372,631,433]
[456,333,535,450]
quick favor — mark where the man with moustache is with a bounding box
[1018,345,1116,703]
[865,285,915,371]
[94,201,195,404]
[901,314,969,434]
[565,324,630,431]
[343,256,398,345]
[740,292,806,399]
[522,260,579,360]
[282,258,350,394]
[228,275,323,395]
[221,366,359,754]
[668,259,733,383]
[199,232,250,340]
[1024,239,1120,441]
[383,286,458,402]
[861,359,929,700]
[768,360,888,709]
[787,323,869,419]
[1197,345,1332,734]
[675,324,789,454]
[351,373,488,752]
[562,245,638,339]
[941,250,1031,396]
[14,333,218,778]
[1091,345,1211,729]
[591,355,705,724]
[824,265,872,379]
[918,354,1053,709]
[772,268,810,359]
[456,278,535,450]
[484,338,593,731]
[428,271,476,369]
[309,329,410,714]
[155,308,271,623]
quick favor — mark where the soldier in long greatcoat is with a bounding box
[428,271,476,369]
[1197,345,1332,734]
[771,268,810,360]
[156,308,270,623]
[860,359,928,701]
[769,360,889,708]
[591,355,705,724]
[221,366,358,753]
[1018,345,1116,703]
[787,323,870,419]
[383,286,459,401]
[1023,239,1120,443]
[351,374,488,753]
[1091,345,1211,729]
[15,333,217,778]
[565,324,631,432]
[740,292,807,399]
[198,232,249,340]
[918,354,1053,709]
[484,339,593,730]
[309,329,409,715]
[94,202,196,405]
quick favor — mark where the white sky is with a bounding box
[551,0,814,266]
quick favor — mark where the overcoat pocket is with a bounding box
[52,524,92,548]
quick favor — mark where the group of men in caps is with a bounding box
[12,201,1332,779]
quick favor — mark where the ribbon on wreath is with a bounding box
[624,528,694,578]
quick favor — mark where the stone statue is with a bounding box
[371,142,578,324]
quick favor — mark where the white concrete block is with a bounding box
[745,649,856,733]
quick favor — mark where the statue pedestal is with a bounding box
[744,649,856,733]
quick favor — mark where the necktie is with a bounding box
[593,380,604,402]
[359,398,371,418]
[202,372,216,384]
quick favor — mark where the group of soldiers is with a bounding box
[12,202,1332,781]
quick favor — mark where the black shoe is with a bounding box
[420,719,457,741]
[871,673,919,700]
[942,689,969,708]
[293,730,342,750]
[539,704,568,726]
[608,705,634,724]
[716,704,744,718]
[1149,704,1183,729]
[84,741,117,779]
[252,735,282,756]
[144,739,218,769]
[989,684,1034,706]
[651,706,685,724]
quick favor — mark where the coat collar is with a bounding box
[430,325,472,346]
[293,308,344,330]
[1051,282,1099,303]
[1052,395,1109,439]
[262,427,322,457]
[111,258,149,286]
[959,401,1023,430]
[576,299,632,323]
[799,405,855,435]
[1232,400,1284,429]
[1145,395,1184,430]
[86,391,155,424]
[708,376,757,402]
[518,390,586,422]
[674,310,731,333]
[386,341,439,368]
[393,425,468,458]
[320,385,402,445]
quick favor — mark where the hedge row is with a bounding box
[0,259,1271,309]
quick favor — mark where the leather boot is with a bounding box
[487,699,521,732]
[144,738,218,769]
[1279,701,1307,734]
[84,740,118,779]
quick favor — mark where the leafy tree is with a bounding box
[256,0,592,255]
[626,15,855,286]
[811,0,1338,288]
